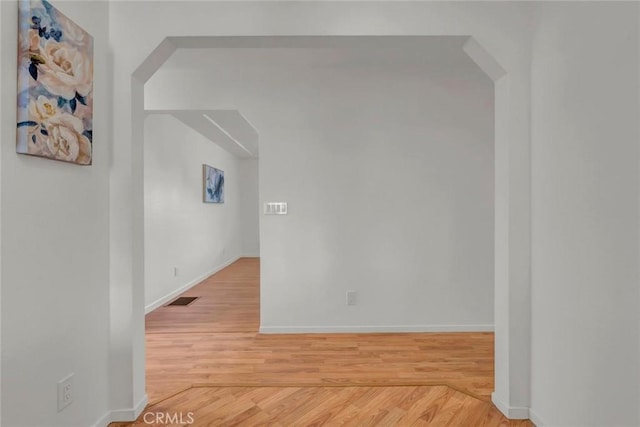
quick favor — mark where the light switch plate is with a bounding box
[264,202,288,215]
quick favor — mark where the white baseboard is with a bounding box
[259,324,494,334]
[91,411,112,427]
[242,252,260,258]
[145,256,241,313]
[491,392,530,419]
[92,394,148,426]
[528,408,547,426]
[110,394,149,423]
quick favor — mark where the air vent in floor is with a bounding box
[166,296,199,306]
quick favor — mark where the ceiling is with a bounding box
[145,37,493,157]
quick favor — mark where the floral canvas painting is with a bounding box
[16,0,93,165]
[203,165,224,203]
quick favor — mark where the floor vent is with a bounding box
[166,296,199,307]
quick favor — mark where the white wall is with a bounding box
[0,2,5,424]
[144,114,246,310]
[0,5,4,425]
[0,1,542,424]
[146,45,495,332]
[530,3,640,426]
[258,57,495,331]
[239,158,260,258]
[0,1,111,426]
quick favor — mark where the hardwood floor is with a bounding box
[112,258,531,426]
[112,385,530,427]
[145,258,260,334]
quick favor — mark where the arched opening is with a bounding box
[118,35,530,421]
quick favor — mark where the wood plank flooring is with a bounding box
[145,259,260,334]
[113,385,531,427]
[112,258,531,426]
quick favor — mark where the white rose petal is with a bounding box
[42,113,91,164]
[29,95,59,122]
[38,41,92,100]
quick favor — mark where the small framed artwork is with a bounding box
[203,164,224,203]
[16,0,94,165]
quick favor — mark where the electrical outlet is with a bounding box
[174,267,179,277]
[57,373,74,412]
[346,291,357,306]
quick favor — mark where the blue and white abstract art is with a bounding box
[203,164,224,203]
